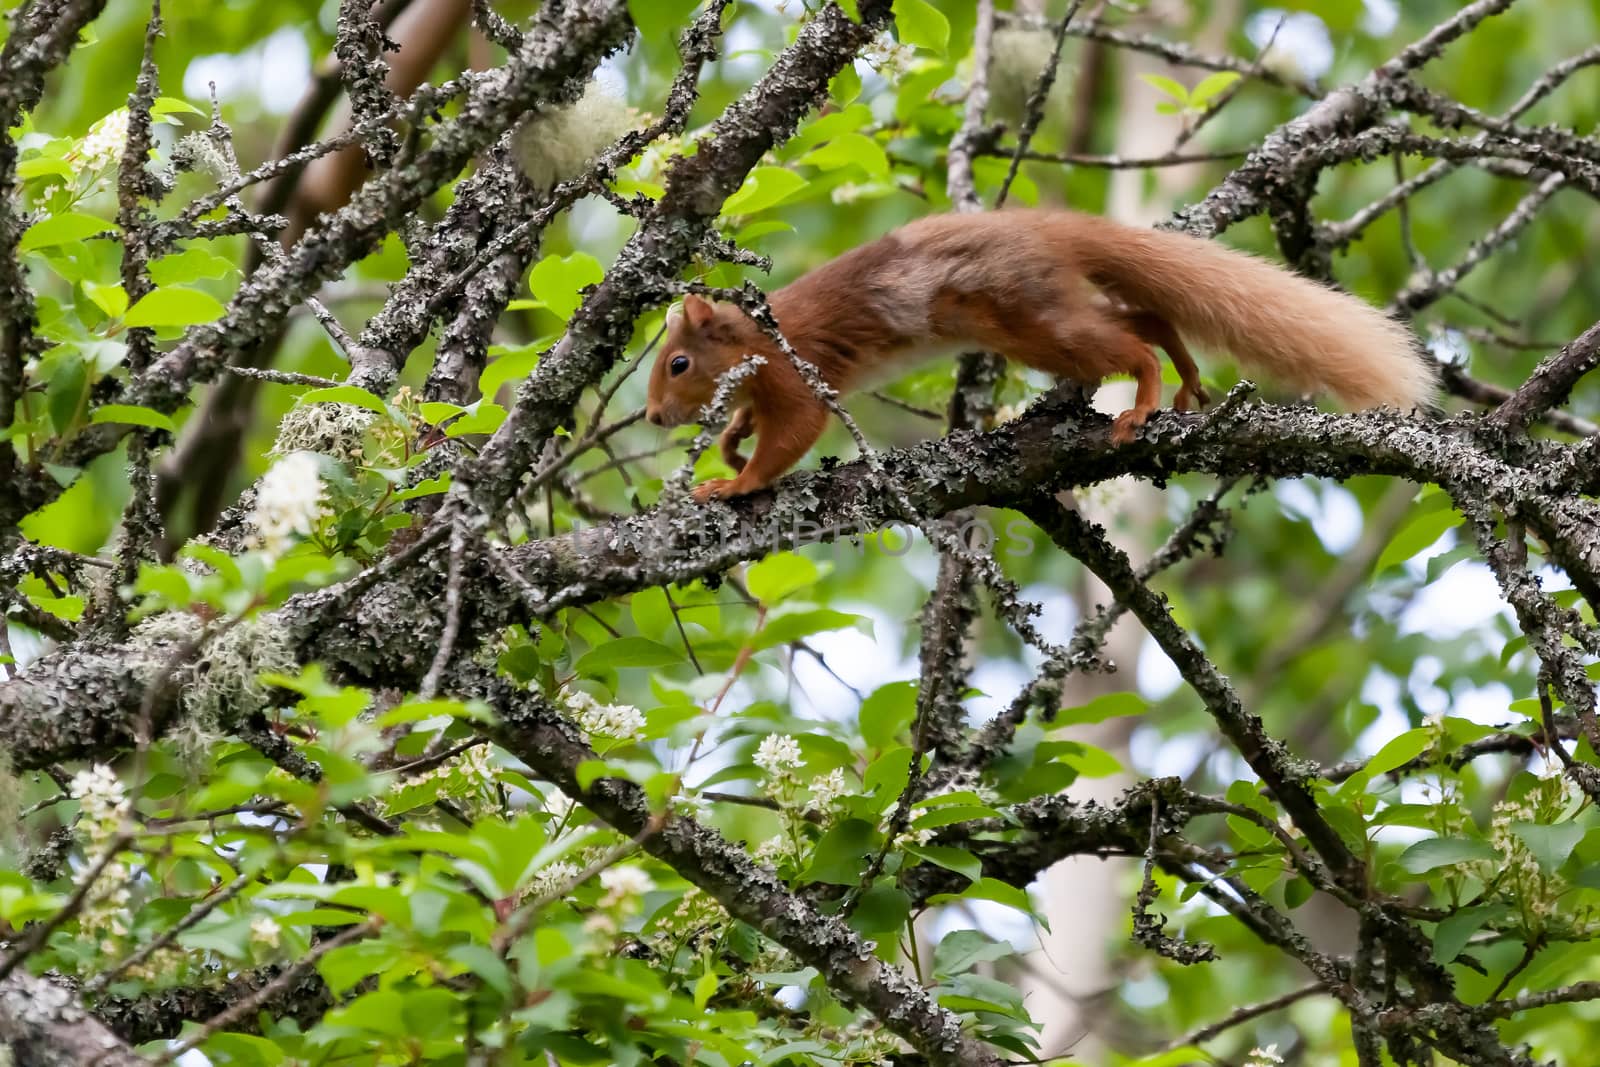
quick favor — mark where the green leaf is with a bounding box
[479,345,542,401]
[152,95,205,116]
[1059,691,1145,724]
[19,211,113,253]
[930,877,1034,919]
[419,402,465,426]
[862,746,913,808]
[528,251,605,320]
[625,0,699,42]
[849,882,912,934]
[1189,71,1241,106]
[443,402,506,436]
[800,132,890,179]
[859,680,916,749]
[1139,73,1190,103]
[393,473,451,502]
[750,607,864,650]
[1397,836,1498,874]
[149,247,235,286]
[903,843,982,882]
[124,287,226,328]
[911,804,997,830]
[1511,821,1586,872]
[802,819,881,884]
[893,0,949,53]
[46,355,87,435]
[1433,904,1509,963]
[89,404,175,432]
[446,944,513,999]
[1375,493,1461,573]
[745,552,819,604]
[573,636,682,675]
[299,385,392,417]
[17,156,75,182]
[319,937,403,995]
[1364,727,1433,777]
[831,62,863,106]
[721,166,807,217]
[82,280,128,319]
[932,929,1013,977]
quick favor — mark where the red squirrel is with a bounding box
[644,209,1435,502]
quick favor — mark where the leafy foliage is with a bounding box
[6,1,1600,1065]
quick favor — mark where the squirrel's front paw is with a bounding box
[691,478,736,503]
[1110,408,1150,444]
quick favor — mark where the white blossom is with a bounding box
[252,451,327,555]
[862,33,916,78]
[457,743,496,790]
[69,109,130,175]
[75,858,132,940]
[566,689,645,742]
[1245,1046,1285,1067]
[543,788,576,823]
[830,182,866,205]
[807,768,847,810]
[250,915,282,949]
[529,860,580,899]
[753,734,803,776]
[753,835,789,865]
[599,865,653,902]
[69,763,130,834]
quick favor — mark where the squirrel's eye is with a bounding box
[669,355,690,377]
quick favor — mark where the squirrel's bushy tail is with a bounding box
[1057,213,1437,411]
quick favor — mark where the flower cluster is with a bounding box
[1479,772,1580,929]
[252,451,327,556]
[598,865,652,907]
[862,33,916,79]
[806,768,846,813]
[67,108,130,176]
[393,742,499,815]
[68,764,134,952]
[1244,1046,1284,1067]
[529,860,581,900]
[667,886,726,936]
[566,689,646,749]
[752,834,793,868]
[70,763,130,833]
[250,915,282,951]
[543,788,577,826]
[753,734,803,776]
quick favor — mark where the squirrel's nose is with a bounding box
[646,408,664,426]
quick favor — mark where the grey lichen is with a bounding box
[128,613,297,729]
[986,26,1074,126]
[271,401,373,463]
[511,80,644,193]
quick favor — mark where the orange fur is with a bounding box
[644,209,1436,502]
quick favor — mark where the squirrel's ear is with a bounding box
[683,293,715,330]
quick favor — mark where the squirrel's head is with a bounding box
[645,295,753,427]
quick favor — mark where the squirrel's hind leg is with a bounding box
[994,312,1166,443]
[1115,309,1209,411]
